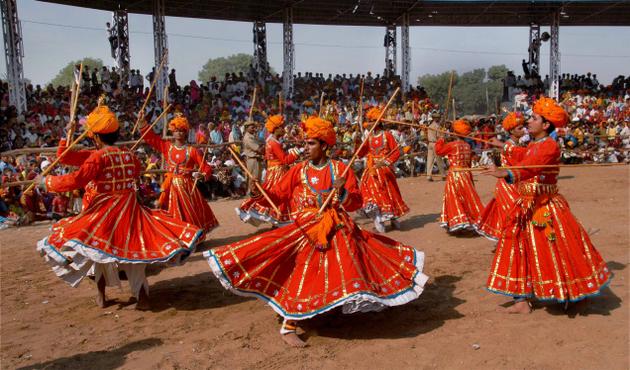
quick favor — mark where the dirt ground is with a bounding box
[1,166,628,370]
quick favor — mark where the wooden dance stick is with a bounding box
[318,87,400,214]
[66,63,84,141]
[357,78,365,125]
[195,88,257,191]
[382,118,495,145]
[130,104,173,151]
[227,146,281,216]
[443,71,454,123]
[451,162,628,172]
[132,51,168,134]
[318,92,325,117]
[22,130,91,194]
[3,169,172,188]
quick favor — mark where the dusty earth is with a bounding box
[1,166,628,370]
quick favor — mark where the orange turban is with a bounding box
[85,105,119,137]
[304,116,336,147]
[168,115,190,132]
[532,97,569,128]
[265,114,284,133]
[366,107,382,121]
[502,112,525,132]
[452,119,472,136]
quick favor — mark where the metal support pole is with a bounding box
[282,8,294,98]
[384,25,397,78]
[527,23,541,78]
[1,0,26,114]
[113,8,130,86]
[400,13,411,93]
[152,0,168,103]
[253,21,269,79]
[549,11,561,100]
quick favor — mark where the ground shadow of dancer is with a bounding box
[539,260,625,318]
[301,275,466,340]
[17,338,162,370]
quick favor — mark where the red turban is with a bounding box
[265,115,284,133]
[366,107,382,121]
[168,114,190,132]
[533,97,569,128]
[304,116,336,147]
[502,112,525,132]
[85,105,119,137]
[452,119,472,136]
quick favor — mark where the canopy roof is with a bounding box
[38,1,630,27]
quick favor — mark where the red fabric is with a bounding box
[43,147,201,262]
[141,126,218,234]
[238,136,299,223]
[474,140,519,240]
[357,130,409,219]
[487,136,611,301]
[52,195,69,214]
[207,159,426,319]
[435,139,484,231]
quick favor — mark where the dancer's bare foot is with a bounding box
[96,277,106,308]
[504,300,532,314]
[281,332,307,348]
[135,287,150,311]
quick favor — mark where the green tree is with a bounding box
[418,65,509,115]
[417,71,458,109]
[198,53,276,83]
[49,57,104,87]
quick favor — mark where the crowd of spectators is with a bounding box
[1,63,628,227]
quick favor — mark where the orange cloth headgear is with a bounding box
[502,112,525,132]
[85,97,119,137]
[168,114,190,132]
[452,119,472,136]
[265,114,284,133]
[304,116,336,147]
[532,97,569,128]
[366,107,382,121]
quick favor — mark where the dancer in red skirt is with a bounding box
[237,114,301,225]
[474,112,525,241]
[435,120,484,232]
[35,103,202,310]
[204,116,428,347]
[483,97,611,313]
[139,113,218,237]
[357,107,409,233]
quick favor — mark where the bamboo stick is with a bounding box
[227,146,281,216]
[66,62,84,140]
[451,162,628,172]
[130,105,173,151]
[382,118,495,145]
[443,71,454,123]
[132,51,168,134]
[318,87,400,214]
[318,92,325,117]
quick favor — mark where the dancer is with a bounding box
[36,102,203,310]
[139,113,218,237]
[204,116,428,347]
[357,107,409,232]
[435,119,484,232]
[483,97,611,313]
[237,114,301,225]
[474,112,525,241]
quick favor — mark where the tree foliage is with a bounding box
[49,57,104,87]
[198,53,276,82]
[418,65,509,115]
